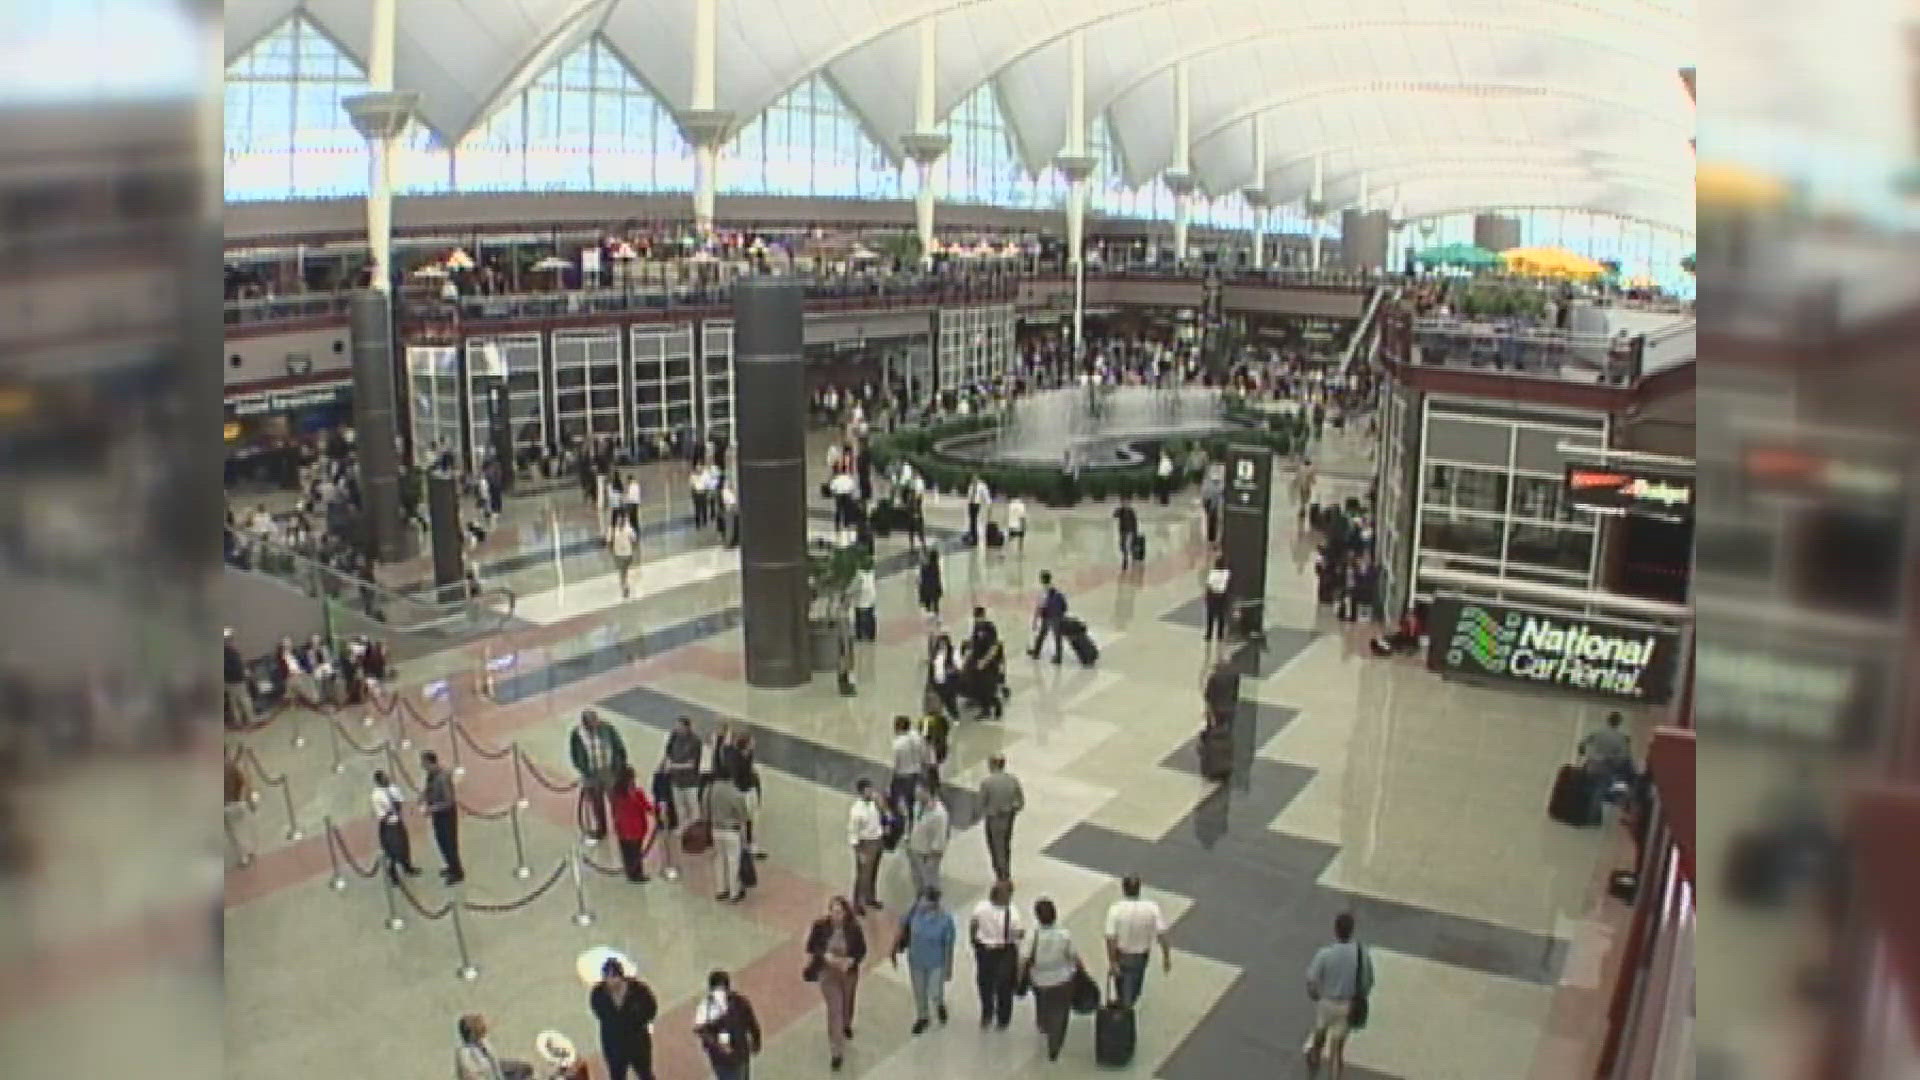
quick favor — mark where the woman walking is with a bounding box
[1021,897,1086,1062]
[891,886,957,1034]
[608,765,656,883]
[804,896,868,1071]
[916,548,944,616]
[926,632,961,721]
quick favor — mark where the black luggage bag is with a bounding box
[1066,623,1099,666]
[985,522,1005,548]
[1130,533,1146,561]
[1548,765,1597,826]
[1094,979,1137,1067]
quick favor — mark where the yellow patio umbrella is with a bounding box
[1500,246,1605,278]
[1696,161,1789,210]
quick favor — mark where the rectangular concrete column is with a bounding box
[1340,209,1390,271]
[1473,213,1522,253]
[733,279,811,688]
[347,289,412,563]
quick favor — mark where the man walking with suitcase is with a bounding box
[1104,875,1171,1006]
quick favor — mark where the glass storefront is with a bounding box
[1410,396,1608,600]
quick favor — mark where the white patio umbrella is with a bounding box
[444,247,476,270]
[409,264,449,278]
[530,256,572,271]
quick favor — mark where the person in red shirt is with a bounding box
[608,765,657,883]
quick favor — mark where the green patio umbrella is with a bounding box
[1413,242,1497,268]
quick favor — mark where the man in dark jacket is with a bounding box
[591,957,659,1080]
[570,710,628,841]
[223,628,254,729]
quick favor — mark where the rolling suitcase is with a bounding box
[1130,533,1146,562]
[1198,724,1234,780]
[1063,619,1099,666]
[1094,975,1137,1067]
[1548,765,1596,826]
[985,522,1006,548]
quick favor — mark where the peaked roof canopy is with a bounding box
[225,0,1696,230]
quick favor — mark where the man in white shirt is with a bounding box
[847,778,886,915]
[1005,497,1027,550]
[827,466,858,522]
[608,517,637,599]
[889,715,929,822]
[968,879,1026,1029]
[1104,875,1172,1007]
[719,482,739,548]
[1203,557,1232,643]
[966,475,990,541]
[852,567,878,642]
[689,466,711,528]
[905,785,949,898]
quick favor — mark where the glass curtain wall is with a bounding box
[444,38,690,195]
[936,82,1066,210]
[224,16,437,200]
[723,74,903,199]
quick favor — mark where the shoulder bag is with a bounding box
[1347,943,1372,1029]
[681,786,714,855]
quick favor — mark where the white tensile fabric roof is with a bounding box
[224,0,1696,230]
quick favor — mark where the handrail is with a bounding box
[225,526,515,635]
[1338,285,1389,376]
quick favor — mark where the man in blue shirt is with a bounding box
[1304,912,1374,1078]
[1026,571,1068,664]
[891,886,958,1034]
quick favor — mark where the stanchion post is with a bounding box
[509,802,531,880]
[393,696,412,751]
[383,863,405,931]
[570,851,594,927]
[511,744,530,810]
[289,709,306,749]
[324,816,346,891]
[327,717,346,774]
[450,902,479,981]
[448,717,464,779]
[279,773,302,841]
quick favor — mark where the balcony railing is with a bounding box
[224,292,352,326]
[1378,307,1649,386]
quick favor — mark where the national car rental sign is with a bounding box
[1426,596,1682,704]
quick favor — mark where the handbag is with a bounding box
[1348,943,1372,1030]
[738,843,758,889]
[1069,965,1101,1014]
[801,954,823,982]
[681,819,713,855]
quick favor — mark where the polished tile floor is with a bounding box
[222,424,1643,1080]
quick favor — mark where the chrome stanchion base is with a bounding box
[237,855,254,869]
[363,715,376,727]
[572,912,594,928]
[662,867,680,882]
[515,864,531,880]
[386,916,406,931]
[452,766,466,779]
[516,798,530,810]
[457,963,479,981]
[398,737,413,750]
[329,876,346,891]
[286,828,304,842]
[292,735,307,748]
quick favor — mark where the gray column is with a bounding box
[733,279,811,688]
[1221,445,1274,638]
[1472,213,1521,253]
[426,469,465,602]
[348,289,413,563]
[1339,209,1390,271]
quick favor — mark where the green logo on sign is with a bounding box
[1448,605,1519,673]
